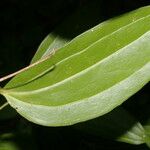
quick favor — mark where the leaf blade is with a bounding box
[3,61,150,126]
[5,6,150,90]
[32,5,150,63]
[1,6,150,126]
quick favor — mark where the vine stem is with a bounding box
[0,50,56,83]
[0,102,9,110]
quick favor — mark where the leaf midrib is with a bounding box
[5,62,150,107]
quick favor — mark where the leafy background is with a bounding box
[0,0,150,149]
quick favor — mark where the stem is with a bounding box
[0,50,56,83]
[0,102,9,110]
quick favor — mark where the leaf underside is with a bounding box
[0,6,150,126]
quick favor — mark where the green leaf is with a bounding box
[30,5,150,147]
[0,140,20,150]
[144,125,150,148]
[0,131,37,150]
[0,6,150,126]
[0,119,37,150]
[118,123,146,145]
[74,107,146,145]
[31,33,69,64]
[31,5,150,64]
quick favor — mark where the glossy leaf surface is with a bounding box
[0,6,150,126]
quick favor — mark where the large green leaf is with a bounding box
[0,6,150,126]
[30,4,150,147]
[31,5,150,64]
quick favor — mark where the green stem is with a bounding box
[0,102,9,110]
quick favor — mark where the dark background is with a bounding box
[0,0,150,150]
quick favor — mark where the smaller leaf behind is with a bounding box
[144,124,150,148]
[74,107,146,145]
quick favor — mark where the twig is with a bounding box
[0,50,56,83]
